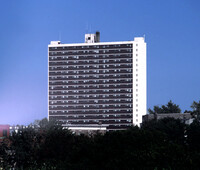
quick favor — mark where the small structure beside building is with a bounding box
[142,113,193,124]
[9,125,37,136]
[0,125,10,141]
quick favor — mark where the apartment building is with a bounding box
[48,32,146,131]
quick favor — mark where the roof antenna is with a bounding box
[85,22,89,33]
[89,24,92,33]
[59,31,61,41]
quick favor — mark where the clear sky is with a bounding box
[0,0,200,125]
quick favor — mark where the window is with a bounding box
[3,130,7,137]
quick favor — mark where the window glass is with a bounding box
[3,130,7,137]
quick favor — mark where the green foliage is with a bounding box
[183,100,200,119]
[142,117,186,145]
[187,119,200,151]
[184,110,192,113]
[38,117,49,128]
[148,100,181,114]
[190,100,200,119]
[1,117,200,169]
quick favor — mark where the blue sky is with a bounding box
[0,0,200,125]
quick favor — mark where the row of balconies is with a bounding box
[49,116,132,124]
[59,120,132,125]
[49,74,132,80]
[49,84,132,91]
[49,49,132,56]
[49,89,132,95]
[49,69,132,76]
[49,104,132,110]
[49,64,132,70]
[49,114,132,120]
[49,100,132,105]
[49,94,132,100]
[49,44,132,51]
[49,59,132,66]
[49,54,132,61]
[49,109,132,114]
[49,79,132,86]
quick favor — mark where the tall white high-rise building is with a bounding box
[48,32,146,131]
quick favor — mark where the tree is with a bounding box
[187,119,200,151]
[142,117,186,145]
[38,118,49,128]
[0,118,70,169]
[1,128,38,169]
[5,115,200,169]
[148,100,181,114]
[190,100,200,119]
[184,110,192,113]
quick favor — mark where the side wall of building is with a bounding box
[132,37,147,126]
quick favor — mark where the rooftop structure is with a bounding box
[142,113,193,125]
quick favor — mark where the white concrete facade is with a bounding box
[132,37,147,126]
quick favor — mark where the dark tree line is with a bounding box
[148,100,181,114]
[1,117,200,169]
[148,100,200,117]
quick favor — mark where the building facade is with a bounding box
[48,32,146,130]
[0,125,9,141]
